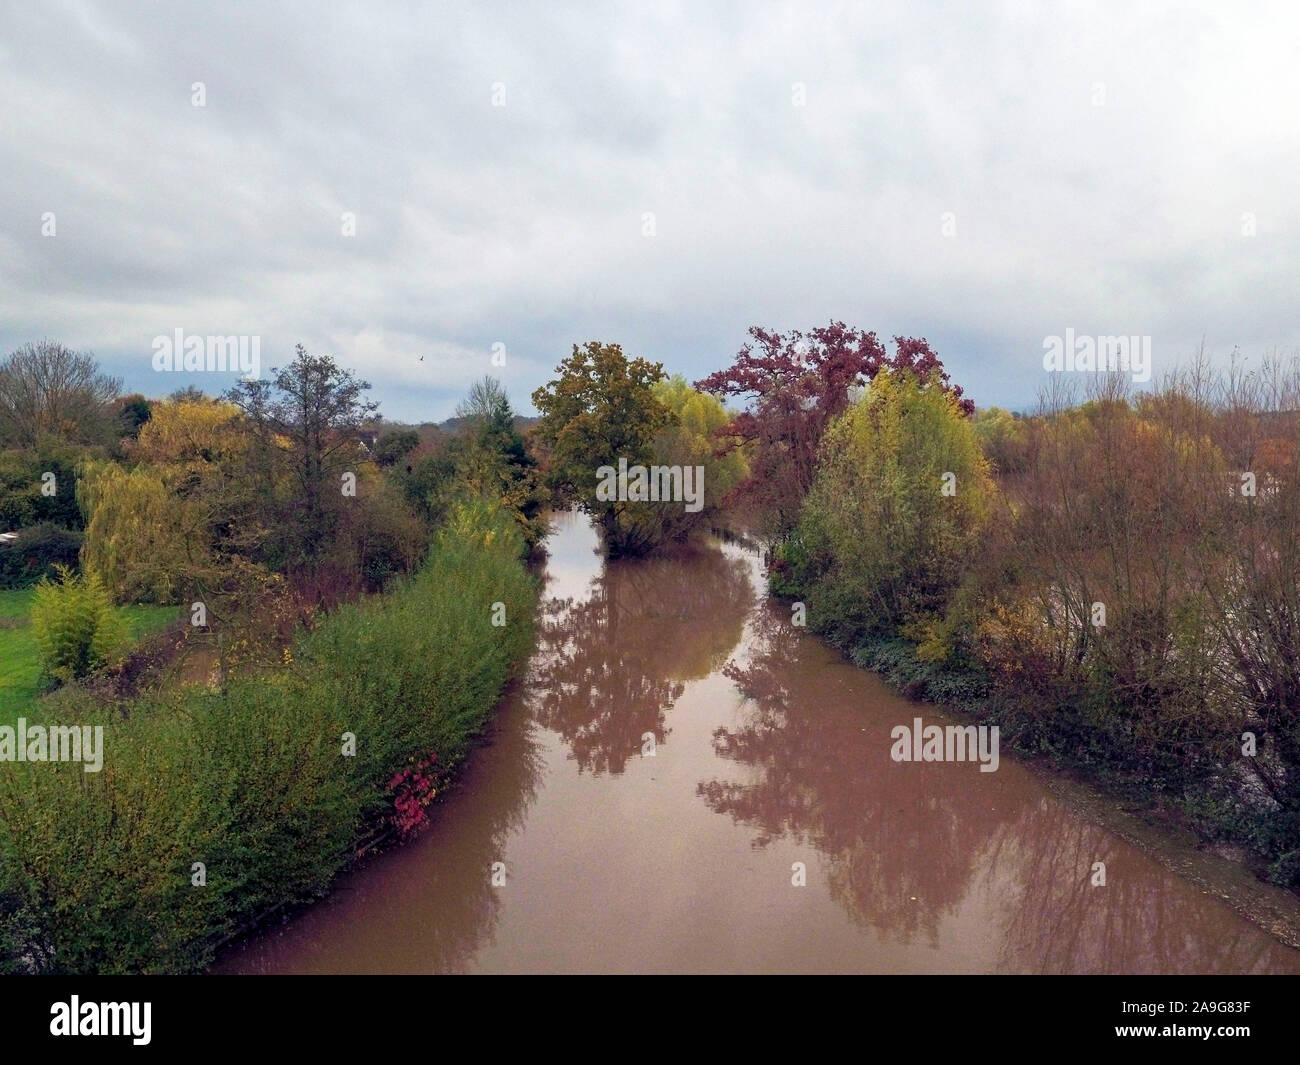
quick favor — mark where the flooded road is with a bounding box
[217,512,1300,974]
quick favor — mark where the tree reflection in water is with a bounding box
[529,539,755,775]
[699,598,1017,946]
[700,596,1300,972]
[981,802,1297,973]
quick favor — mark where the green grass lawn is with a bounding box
[0,587,178,722]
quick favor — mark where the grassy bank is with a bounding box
[0,500,537,973]
[0,588,177,723]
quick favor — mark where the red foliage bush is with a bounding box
[387,754,439,836]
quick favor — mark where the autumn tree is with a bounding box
[131,398,271,566]
[531,341,671,556]
[133,399,249,468]
[80,400,284,608]
[611,376,749,553]
[973,406,1029,476]
[696,324,973,536]
[780,366,991,645]
[1194,355,1300,841]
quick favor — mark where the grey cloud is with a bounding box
[0,0,1296,421]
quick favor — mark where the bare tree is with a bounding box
[0,340,122,447]
[225,344,378,563]
[455,375,511,428]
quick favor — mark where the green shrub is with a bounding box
[29,566,123,683]
[0,444,85,533]
[0,500,536,973]
[784,368,992,645]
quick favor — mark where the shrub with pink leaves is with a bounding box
[387,755,439,836]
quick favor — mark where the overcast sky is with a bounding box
[2,1,1297,422]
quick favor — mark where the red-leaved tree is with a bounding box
[695,323,973,535]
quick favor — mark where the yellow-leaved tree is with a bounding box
[615,376,749,553]
[77,459,208,604]
[781,367,992,646]
[132,398,250,469]
[78,400,267,604]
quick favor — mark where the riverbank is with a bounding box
[811,626,1300,950]
[0,501,538,974]
[215,514,1300,974]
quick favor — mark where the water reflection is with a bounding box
[700,598,1015,945]
[216,514,1300,974]
[984,803,1292,973]
[701,595,1300,972]
[531,540,754,774]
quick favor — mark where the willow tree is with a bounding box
[77,461,206,604]
[609,376,749,553]
[782,367,992,645]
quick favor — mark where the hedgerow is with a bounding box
[0,499,536,973]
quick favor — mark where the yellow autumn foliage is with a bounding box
[77,460,206,604]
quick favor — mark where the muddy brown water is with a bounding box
[216,511,1300,974]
